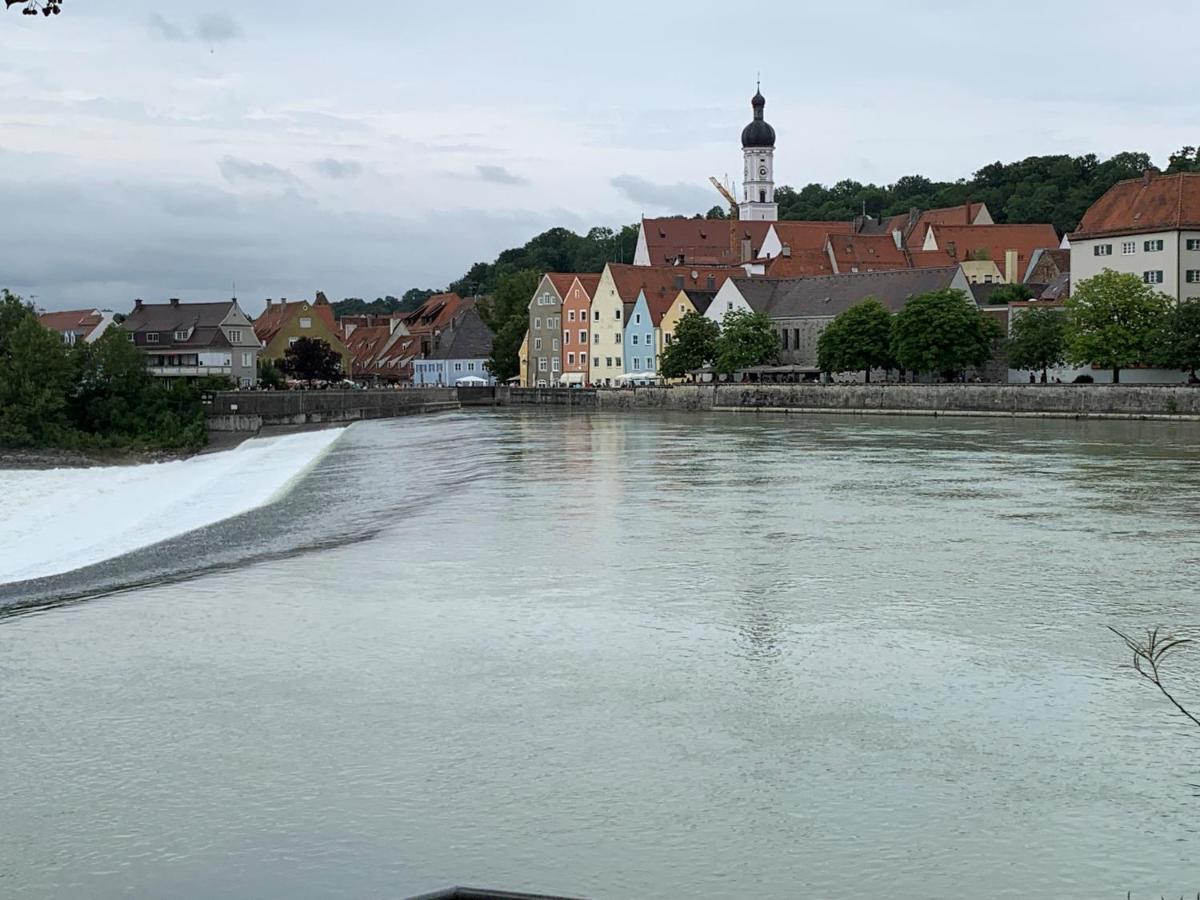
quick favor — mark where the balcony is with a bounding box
[146,366,233,378]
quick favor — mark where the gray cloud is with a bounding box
[477,165,527,186]
[219,157,298,185]
[610,174,714,213]
[147,12,243,44]
[312,158,363,180]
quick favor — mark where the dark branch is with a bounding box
[1109,626,1200,729]
[6,0,62,16]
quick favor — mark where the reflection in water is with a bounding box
[2,410,1200,899]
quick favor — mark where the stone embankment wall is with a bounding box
[206,388,459,432]
[495,384,1200,420]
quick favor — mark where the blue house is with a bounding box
[622,290,658,375]
[412,307,497,386]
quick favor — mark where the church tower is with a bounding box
[739,85,778,222]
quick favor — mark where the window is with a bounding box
[552,338,560,351]
[468,362,475,371]
[228,329,242,342]
[579,330,587,344]
[563,331,570,345]
[146,332,159,344]
[551,358,561,372]
[174,329,189,342]
[593,357,600,367]
[538,358,548,372]
[632,358,640,370]
[594,310,600,321]
[568,310,576,322]
[793,328,800,348]
[593,333,600,345]
[567,352,575,364]
[615,333,622,344]
[759,190,766,203]
[1187,271,1200,284]
[299,317,312,329]
[1094,244,1113,257]
[241,352,252,368]
[454,362,463,372]
[984,275,994,284]
[1122,241,1137,255]
[1144,271,1164,284]
[1188,239,1200,251]
[605,357,613,367]
[780,330,789,350]
[288,336,298,346]
[1144,239,1165,252]
[534,317,542,330]
[632,334,639,345]
[534,338,542,351]
[127,332,135,342]
[635,313,642,324]
[614,309,621,320]
[665,334,673,345]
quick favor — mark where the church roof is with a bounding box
[742,88,776,149]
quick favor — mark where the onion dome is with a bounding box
[741,88,776,149]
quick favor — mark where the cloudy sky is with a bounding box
[3,0,1198,313]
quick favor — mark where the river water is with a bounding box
[2,410,1199,899]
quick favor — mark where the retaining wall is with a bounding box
[206,388,459,432]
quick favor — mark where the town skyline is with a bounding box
[4,0,1199,310]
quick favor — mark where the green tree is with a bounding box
[714,309,778,375]
[1007,307,1067,381]
[816,298,895,382]
[258,356,286,389]
[0,316,73,446]
[1065,270,1172,383]
[988,283,1036,304]
[482,269,540,382]
[280,337,343,386]
[891,289,1003,380]
[659,311,721,379]
[1155,299,1200,379]
[69,328,155,437]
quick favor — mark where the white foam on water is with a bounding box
[0,428,347,585]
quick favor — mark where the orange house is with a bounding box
[560,274,601,386]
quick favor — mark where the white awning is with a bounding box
[558,373,585,385]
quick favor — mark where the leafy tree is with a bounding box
[1155,299,1200,379]
[816,298,895,382]
[1065,270,1172,383]
[482,269,540,382]
[705,205,728,220]
[714,309,778,375]
[0,316,73,446]
[891,289,1003,380]
[1166,147,1200,174]
[280,337,343,386]
[399,288,438,312]
[1007,307,1067,381]
[258,356,286,389]
[69,328,155,437]
[660,311,721,379]
[988,283,1035,304]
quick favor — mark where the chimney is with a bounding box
[265,298,273,307]
[134,298,143,310]
[892,230,903,250]
[1005,250,1019,284]
[946,241,957,258]
[169,298,180,307]
[741,238,753,263]
[1142,167,1161,186]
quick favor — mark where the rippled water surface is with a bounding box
[3,410,1199,899]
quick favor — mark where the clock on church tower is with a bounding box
[738,85,778,223]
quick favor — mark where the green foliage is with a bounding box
[482,269,541,382]
[0,295,206,451]
[1065,270,1172,382]
[258,356,286,389]
[1154,299,1200,376]
[816,298,895,381]
[705,205,728,220]
[659,311,721,378]
[1166,147,1200,174]
[714,309,778,375]
[280,337,343,385]
[1007,308,1067,378]
[450,225,638,298]
[988,283,1036,304]
[774,151,1152,234]
[891,289,1003,378]
[331,294,410,317]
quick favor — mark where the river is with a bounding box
[2,410,1198,899]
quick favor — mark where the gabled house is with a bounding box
[121,298,259,386]
[397,293,474,357]
[344,320,418,385]
[633,217,776,267]
[413,306,496,386]
[254,292,351,373]
[37,308,117,346]
[526,274,569,387]
[623,290,659,375]
[560,274,600,386]
[921,223,1060,284]
[658,290,700,363]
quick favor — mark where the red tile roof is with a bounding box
[641,217,774,266]
[545,273,577,298]
[825,233,909,272]
[925,223,1060,281]
[763,249,836,278]
[882,202,990,247]
[38,309,103,336]
[398,293,472,336]
[574,274,602,297]
[1071,172,1200,240]
[254,293,340,345]
[607,263,739,309]
[769,220,854,254]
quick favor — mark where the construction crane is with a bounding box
[709,176,740,221]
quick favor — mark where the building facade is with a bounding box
[587,265,628,386]
[254,293,351,374]
[412,306,496,386]
[561,275,599,385]
[122,298,259,386]
[739,85,778,222]
[37,308,117,345]
[623,291,658,375]
[526,274,568,387]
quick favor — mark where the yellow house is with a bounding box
[589,264,628,386]
[656,290,698,362]
[518,330,529,387]
[254,294,352,373]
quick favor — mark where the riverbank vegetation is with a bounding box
[0,290,207,451]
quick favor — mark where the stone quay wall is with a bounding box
[206,388,459,432]
[494,384,1200,420]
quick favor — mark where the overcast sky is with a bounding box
[3,0,1199,313]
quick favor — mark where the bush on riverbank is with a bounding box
[0,290,207,452]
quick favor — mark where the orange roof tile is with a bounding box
[925,223,1060,281]
[1072,171,1200,240]
[254,294,341,345]
[764,249,835,278]
[825,233,909,272]
[641,217,774,266]
[38,309,103,335]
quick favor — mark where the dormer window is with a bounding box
[174,329,189,342]
[146,332,160,344]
